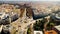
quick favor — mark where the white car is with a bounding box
[34,31,43,34]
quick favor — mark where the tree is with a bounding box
[33,19,45,31]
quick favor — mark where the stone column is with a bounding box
[20,8,27,23]
[30,23,34,34]
[24,29,28,34]
[9,12,11,24]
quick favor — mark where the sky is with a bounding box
[0,0,60,1]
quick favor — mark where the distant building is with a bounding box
[51,12,60,25]
[0,12,19,25]
[32,8,49,20]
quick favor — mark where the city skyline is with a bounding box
[0,0,60,1]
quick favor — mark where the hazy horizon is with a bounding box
[0,0,60,1]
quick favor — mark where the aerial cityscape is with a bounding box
[0,1,60,34]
